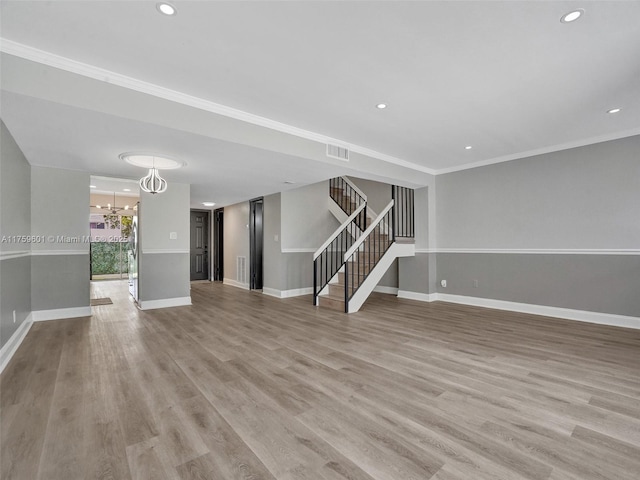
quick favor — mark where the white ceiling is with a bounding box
[1,1,639,207]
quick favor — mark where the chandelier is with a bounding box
[139,167,167,194]
[119,153,185,195]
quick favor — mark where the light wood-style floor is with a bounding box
[2,281,640,480]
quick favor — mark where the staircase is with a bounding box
[313,177,415,313]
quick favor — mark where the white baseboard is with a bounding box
[0,313,33,374]
[138,296,192,310]
[263,287,313,299]
[32,306,92,322]
[373,286,399,295]
[397,290,437,302]
[396,290,640,330]
[223,278,249,290]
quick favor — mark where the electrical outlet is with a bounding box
[473,279,479,288]
[440,280,447,288]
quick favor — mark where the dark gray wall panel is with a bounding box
[31,254,90,311]
[0,256,31,348]
[139,253,190,301]
[399,253,435,295]
[436,253,640,317]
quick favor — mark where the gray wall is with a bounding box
[139,183,190,302]
[30,166,90,312]
[346,176,392,216]
[0,121,32,349]
[436,136,640,249]
[263,193,284,290]
[281,180,339,251]
[434,136,640,316]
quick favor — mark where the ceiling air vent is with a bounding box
[326,143,350,162]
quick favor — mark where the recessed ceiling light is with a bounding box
[90,185,96,188]
[123,188,131,192]
[561,9,584,23]
[376,103,387,109]
[607,108,621,114]
[465,146,473,150]
[156,2,177,16]
[202,202,216,207]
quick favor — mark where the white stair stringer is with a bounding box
[347,242,415,313]
[328,196,349,224]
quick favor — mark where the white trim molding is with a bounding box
[263,287,313,299]
[138,296,192,310]
[141,249,190,255]
[0,250,30,260]
[0,39,434,176]
[223,278,250,290]
[373,286,399,295]
[0,313,33,374]
[31,249,88,256]
[32,306,92,322]
[281,248,316,254]
[397,290,438,303]
[395,291,640,330]
[435,248,640,255]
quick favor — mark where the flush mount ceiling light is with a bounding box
[120,153,184,195]
[90,185,96,188]
[561,9,584,23]
[465,145,473,150]
[202,202,216,207]
[376,103,387,109]
[607,108,621,114]
[156,2,177,16]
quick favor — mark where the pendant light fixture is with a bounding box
[120,153,185,195]
[139,167,167,194]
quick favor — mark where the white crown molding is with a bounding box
[0,313,33,374]
[434,248,640,255]
[435,127,640,175]
[0,39,434,176]
[281,248,316,253]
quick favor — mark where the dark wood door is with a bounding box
[213,208,224,281]
[190,210,209,281]
[249,198,263,290]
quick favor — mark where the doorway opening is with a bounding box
[89,176,140,303]
[249,198,264,290]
